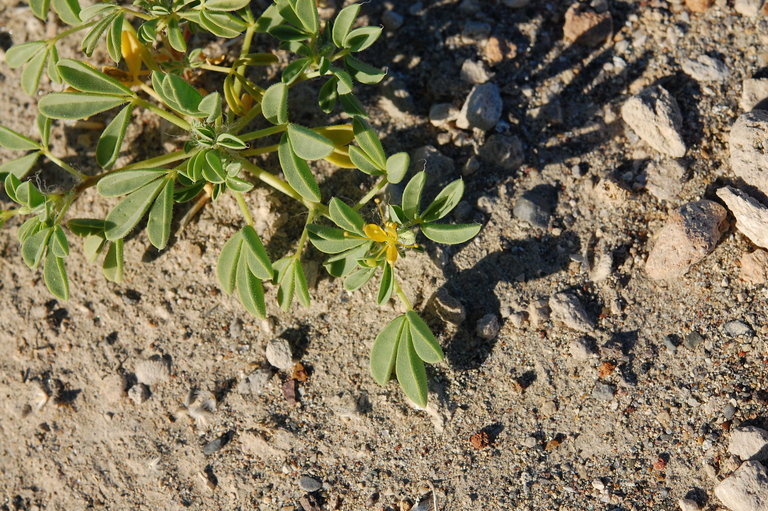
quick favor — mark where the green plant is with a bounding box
[0,0,480,407]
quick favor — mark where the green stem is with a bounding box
[133,97,192,131]
[120,6,152,20]
[54,192,76,224]
[118,148,195,171]
[354,177,388,210]
[239,124,286,142]
[233,23,256,97]
[240,144,278,157]
[43,152,87,181]
[230,104,264,134]
[198,63,233,73]
[394,280,413,310]
[51,20,97,44]
[294,208,317,259]
[234,191,254,226]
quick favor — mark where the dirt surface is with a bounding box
[2,1,768,510]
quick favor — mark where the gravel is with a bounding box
[475,313,500,340]
[740,78,768,111]
[548,292,594,333]
[621,86,687,157]
[478,134,524,171]
[513,184,558,228]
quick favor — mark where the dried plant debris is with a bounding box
[176,390,217,428]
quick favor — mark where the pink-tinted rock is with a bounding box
[563,3,613,47]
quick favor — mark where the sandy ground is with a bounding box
[2,1,768,510]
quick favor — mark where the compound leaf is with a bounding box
[44,251,69,300]
[401,171,426,219]
[377,262,394,305]
[39,93,127,119]
[57,59,131,95]
[329,197,365,235]
[278,133,321,202]
[97,169,166,197]
[385,152,409,184]
[406,311,444,364]
[104,178,166,240]
[421,178,464,222]
[262,82,288,125]
[102,239,124,283]
[287,124,334,160]
[332,3,359,48]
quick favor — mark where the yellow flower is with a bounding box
[361,221,414,266]
[121,30,143,83]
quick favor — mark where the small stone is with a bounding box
[715,461,768,511]
[548,292,594,333]
[683,331,704,349]
[730,111,768,195]
[724,320,753,337]
[134,358,170,386]
[740,78,768,111]
[463,156,480,176]
[469,431,491,449]
[645,200,727,279]
[734,0,764,16]
[203,431,233,455]
[298,475,322,492]
[523,435,537,448]
[592,382,616,401]
[509,311,528,328]
[685,0,714,12]
[428,288,466,325]
[128,383,150,404]
[513,185,557,229]
[266,338,293,370]
[282,379,299,405]
[645,159,687,202]
[483,36,516,66]
[237,368,273,396]
[621,86,686,157]
[682,55,729,82]
[563,3,613,47]
[740,250,768,284]
[478,134,524,171]
[456,83,503,131]
[476,313,500,340]
[429,103,457,127]
[460,59,491,84]
[663,335,678,353]
[409,145,455,180]
[569,337,596,360]
[381,10,403,31]
[717,187,768,249]
[528,299,550,326]
[725,404,738,420]
[729,427,768,461]
[462,21,491,41]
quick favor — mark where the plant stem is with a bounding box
[117,148,195,171]
[54,192,76,224]
[294,208,317,259]
[43,152,87,181]
[230,104,264,134]
[239,125,286,142]
[120,6,152,20]
[354,176,388,210]
[240,144,278,157]
[139,82,164,104]
[51,20,97,44]
[133,97,192,131]
[394,279,413,310]
[198,63,233,73]
[233,23,256,97]
[234,191,254,226]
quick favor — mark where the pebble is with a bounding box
[298,475,323,492]
[203,431,233,455]
[266,338,294,370]
[237,368,273,395]
[716,186,768,249]
[476,313,500,340]
[429,103,457,127]
[478,134,524,171]
[569,337,596,360]
[645,200,727,279]
[724,320,753,337]
[729,427,768,461]
[734,0,764,16]
[548,292,594,333]
[523,435,537,448]
[508,311,528,328]
[740,78,768,111]
[678,498,702,511]
[740,249,768,284]
[731,111,768,196]
[409,145,455,179]
[127,383,150,404]
[528,299,551,326]
[663,335,678,353]
[645,159,687,202]
[381,10,403,31]
[683,331,704,349]
[592,382,616,401]
[725,404,738,420]
[456,83,503,131]
[715,461,768,511]
[685,0,713,12]
[483,36,516,66]
[463,156,480,176]
[681,55,729,82]
[621,86,687,157]
[428,288,466,325]
[563,3,613,47]
[513,184,558,228]
[460,59,491,84]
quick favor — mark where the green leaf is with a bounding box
[262,82,288,125]
[274,256,295,310]
[307,224,367,254]
[377,263,394,305]
[236,255,266,318]
[370,314,405,385]
[83,234,105,263]
[206,0,251,11]
[66,218,106,236]
[44,252,69,300]
[421,223,481,244]
[254,2,284,32]
[217,231,243,294]
[328,198,365,235]
[21,48,48,96]
[287,124,334,160]
[216,133,247,150]
[324,241,371,277]
[6,42,46,69]
[406,311,444,364]
[15,181,45,209]
[57,59,132,95]
[344,266,375,291]
[334,68,354,95]
[386,152,409,184]
[0,152,40,179]
[318,78,338,114]
[96,104,133,169]
[30,0,51,19]
[46,45,61,84]
[36,114,52,147]
[199,92,222,122]
[51,0,81,25]
[102,239,124,283]
[22,227,52,268]
[97,169,166,197]
[106,14,124,63]
[38,93,127,119]
[167,16,187,53]
[50,225,69,257]
[161,72,203,116]
[345,26,382,52]
[401,171,426,219]
[421,179,464,222]
[104,178,166,240]
[282,57,310,84]
[348,145,383,176]
[147,178,174,249]
[16,217,40,242]
[199,10,245,38]
[82,14,115,56]
[241,225,273,280]
[293,259,310,307]
[332,3,359,48]
[292,0,318,33]
[352,117,386,169]
[278,133,321,203]
[388,204,407,225]
[0,126,39,151]
[202,150,227,183]
[339,93,367,117]
[396,326,428,407]
[80,2,116,20]
[345,55,386,84]
[226,176,253,192]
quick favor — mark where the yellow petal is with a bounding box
[314,124,354,147]
[121,30,142,79]
[386,244,398,265]
[324,148,356,168]
[363,224,388,242]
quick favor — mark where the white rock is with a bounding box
[128,383,150,404]
[741,249,768,284]
[265,338,294,370]
[569,337,595,360]
[729,427,768,461]
[715,461,768,511]
[621,86,687,157]
[730,111,768,195]
[548,293,594,332]
[456,83,503,131]
[678,498,701,511]
[429,103,457,127]
[681,55,729,82]
[741,78,768,111]
[717,187,768,249]
[645,159,687,202]
[460,59,491,84]
[528,299,550,326]
[134,358,170,386]
[734,0,764,16]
